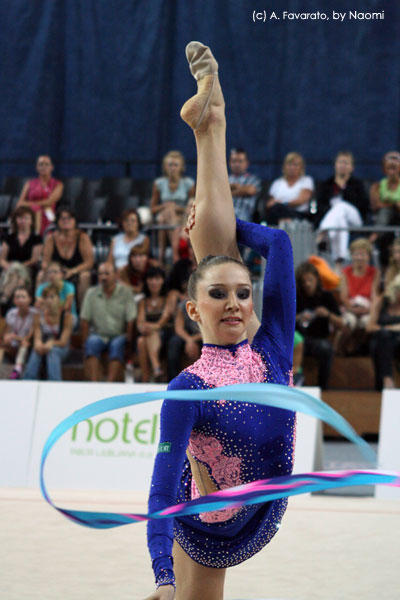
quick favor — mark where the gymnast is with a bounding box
[144,42,296,600]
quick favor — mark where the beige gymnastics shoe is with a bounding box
[180,41,224,132]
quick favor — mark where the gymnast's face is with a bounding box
[186,263,253,346]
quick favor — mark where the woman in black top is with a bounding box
[136,267,175,382]
[296,262,343,388]
[0,207,42,310]
[368,273,400,390]
[38,207,94,307]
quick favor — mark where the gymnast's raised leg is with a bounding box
[181,41,260,341]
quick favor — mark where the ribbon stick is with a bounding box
[40,383,399,528]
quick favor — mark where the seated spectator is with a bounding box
[136,267,174,382]
[0,207,42,312]
[266,152,314,224]
[292,330,304,387]
[80,262,136,382]
[368,274,400,389]
[296,262,343,389]
[0,287,36,379]
[171,199,195,263]
[150,150,195,262]
[384,238,400,288]
[23,285,73,381]
[167,298,202,380]
[228,148,261,221]
[370,151,400,267]
[166,242,196,297]
[38,207,94,307]
[16,155,63,235]
[117,246,155,302]
[35,261,78,328]
[307,255,341,292]
[107,209,150,269]
[316,151,369,262]
[338,238,380,354]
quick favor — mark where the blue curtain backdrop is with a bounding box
[0,0,398,181]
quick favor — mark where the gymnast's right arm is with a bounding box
[146,378,198,596]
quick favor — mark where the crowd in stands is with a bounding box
[1,147,400,390]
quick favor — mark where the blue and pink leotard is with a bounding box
[147,219,296,588]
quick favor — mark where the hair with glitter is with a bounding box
[187,255,250,301]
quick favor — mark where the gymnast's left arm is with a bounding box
[236,218,296,362]
[146,378,198,592]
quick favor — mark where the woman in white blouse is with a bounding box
[107,208,150,270]
[266,152,314,223]
[150,150,195,262]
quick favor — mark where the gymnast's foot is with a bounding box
[180,41,225,133]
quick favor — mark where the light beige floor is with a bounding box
[1,488,399,600]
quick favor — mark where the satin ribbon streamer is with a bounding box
[40,383,400,528]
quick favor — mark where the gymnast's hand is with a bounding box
[144,584,175,600]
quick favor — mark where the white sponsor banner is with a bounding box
[28,382,164,491]
[1,382,322,492]
[376,389,400,500]
[0,381,39,487]
[292,387,323,474]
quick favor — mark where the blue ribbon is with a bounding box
[40,383,381,525]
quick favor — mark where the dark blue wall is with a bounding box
[0,0,397,182]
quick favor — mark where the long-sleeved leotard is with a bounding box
[147,219,296,588]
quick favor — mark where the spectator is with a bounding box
[150,150,195,262]
[292,330,304,387]
[370,151,400,267]
[107,208,150,269]
[80,262,136,382]
[23,284,73,381]
[368,274,400,390]
[316,151,369,262]
[136,267,174,382]
[166,242,196,297]
[296,262,343,389]
[0,287,36,379]
[38,207,94,307]
[228,148,261,221]
[266,152,314,224]
[117,246,154,302]
[370,151,400,225]
[384,238,400,288]
[0,207,42,311]
[167,299,202,380]
[338,238,380,354]
[16,155,63,235]
[171,198,195,263]
[35,261,78,328]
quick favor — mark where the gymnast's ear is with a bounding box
[186,299,201,322]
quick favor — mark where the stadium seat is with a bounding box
[100,177,134,198]
[0,194,11,220]
[2,176,30,196]
[75,196,107,223]
[132,179,153,205]
[102,194,140,223]
[61,177,86,207]
[8,196,19,215]
[82,179,102,202]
